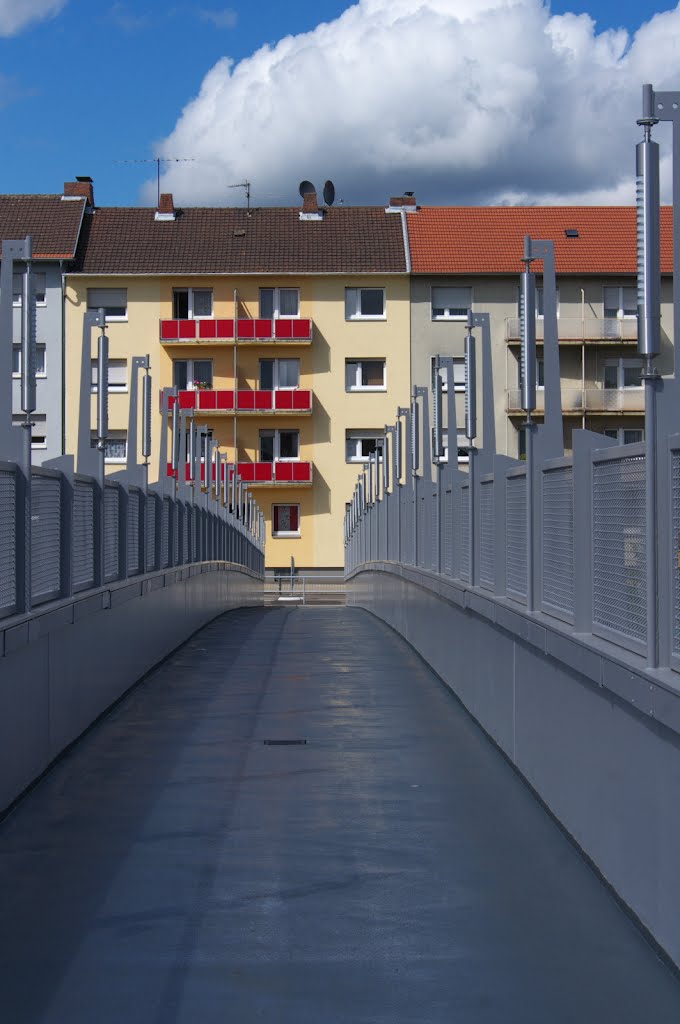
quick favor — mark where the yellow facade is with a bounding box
[65,271,412,570]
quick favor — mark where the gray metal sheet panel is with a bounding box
[443,488,453,576]
[479,479,495,590]
[145,495,157,572]
[127,489,141,576]
[0,468,17,614]
[455,485,470,581]
[73,480,95,590]
[161,499,170,569]
[506,474,526,600]
[103,486,119,583]
[673,452,680,656]
[31,473,61,604]
[542,466,574,618]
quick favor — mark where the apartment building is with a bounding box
[65,190,410,570]
[407,207,673,459]
[0,183,89,462]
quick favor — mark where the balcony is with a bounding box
[506,388,645,415]
[167,389,313,415]
[168,461,313,486]
[160,318,313,344]
[505,317,637,344]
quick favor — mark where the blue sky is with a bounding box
[0,0,678,206]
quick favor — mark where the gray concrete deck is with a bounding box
[1,606,679,1023]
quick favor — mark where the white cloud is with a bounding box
[150,0,680,207]
[0,0,66,36]
[198,7,238,29]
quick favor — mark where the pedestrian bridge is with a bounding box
[2,606,679,1023]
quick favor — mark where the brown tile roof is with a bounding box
[72,206,407,275]
[0,195,86,259]
[408,206,673,275]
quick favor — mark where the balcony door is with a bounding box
[260,429,299,462]
[173,359,213,390]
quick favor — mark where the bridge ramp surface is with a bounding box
[0,607,679,1023]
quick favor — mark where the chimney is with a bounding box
[155,193,177,221]
[63,176,94,206]
[299,190,323,221]
[386,193,419,213]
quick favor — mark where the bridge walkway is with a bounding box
[1,607,679,1023]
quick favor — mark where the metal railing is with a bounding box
[507,387,646,414]
[264,575,346,605]
[505,316,638,342]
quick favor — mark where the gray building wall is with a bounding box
[11,261,64,464]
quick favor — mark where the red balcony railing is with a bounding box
[167,389,312,413]
[168,461,313,485]
[160,318,313,342]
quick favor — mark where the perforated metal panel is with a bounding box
[672,452,680,656]
[455,485,470,581]
[146,494,157,571]
[73,480,95,589]
[443,488,453,576]
[104,486,120,582]
[0,469,17,614]
[127,490,141,575]
[417,493,426,569]
[430,489,439,572]
[161,499,170,568]
[173,503,179,565]
[182,504,189,564]
[479,480,495,590]
[542,466,574,617]
[593,455,646,646]
[32,473,61,603]
[505,474,526,600]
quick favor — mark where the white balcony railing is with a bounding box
[505,317,638,342]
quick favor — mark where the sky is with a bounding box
[0,0,679,208]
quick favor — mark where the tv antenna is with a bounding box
[115,157,195,205]
[228,181,251,213]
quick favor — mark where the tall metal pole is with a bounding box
[520,239,537,611]
[464,312,478,585]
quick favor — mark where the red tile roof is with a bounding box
[73,206,407,275]
[408,206,673,275]
[0,195,86,259]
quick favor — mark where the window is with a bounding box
[91,358,128,393]
[345,359,386,391]
[440,431,470,465]
[13,272,46,306]
[260,288,300,319]
[260,358,300,389]
[260,429,299,462]
[12,345,46,377]
[12,413,46,449]
[173,359,213,390]
[272,504,300,537]
[431,286,471,320]
[345,430,383,462]
[435,358,466,393]
[604,428,644,445]
[604,286,637,319]
[345,288,385,320]
[173,288,213,319]
[603,358,642,389]
[90,431,127,463]
[517,284,560,318]
[87,288,127,321]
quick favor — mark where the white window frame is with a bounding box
[259,428,300,462]
[603,285,637,319]
[13,272,46,307]
[345,287,386,321]
[345,430,384,463]
[91,358,128,393]
[87,288,128,322]
[602,357,643,390]
[431,286,471,321]
[172,288,213,320]
[272,503,301,538]
[259,288,300,319]
[173,359,214,390]
[345,358,387,392]
[259,358,300,390]
[440,430,470,465]
[13,345,46,378]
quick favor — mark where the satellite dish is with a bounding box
[323,180,335,206]
[298,180,316,198]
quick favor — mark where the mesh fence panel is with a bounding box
[0,469,17,613]
[417,493,426,569]
[479,480,495,590]
[103,486,120,582]
[127,489,141,575]
[173,504,179,565]
[430,489,439,572]
[592,455,646,646]
[455,485,470,581]
[73,480,95,590]
[182,504,189,564]
[672,452,680,656]
[443,488,453,576]
[32,473,61,603]
[505,474,526,600]
[161,499,170,568]
[146,494,157,571]
[542,466,574,617]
